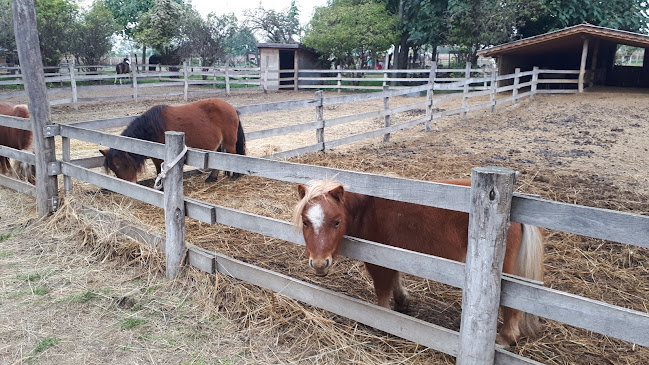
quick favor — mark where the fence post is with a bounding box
[62,136,71,192]
[457,166,516,365]
[383,85,390,142]
[461,61,471,120]
[164,131,187,279]
[315,90,324,151]
[183,62,189,101]
[68,62,78,110]
[225,62,231,96]
[425,62,436,131]
[293,49,299,91]
[12,0,58,216]
[213,66,217,89]
[531,66,539,100]
[132,63,138,102]
[337,65,342,93]
[263,56,269,94]
[490,68,497,113]
[512,67,521,105]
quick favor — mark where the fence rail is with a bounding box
[0,62,637,365]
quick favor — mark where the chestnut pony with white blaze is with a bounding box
[293,179,544,346]
[101,98,245,183]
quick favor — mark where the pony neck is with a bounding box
[342,191,374,236]
[121,105,167,143]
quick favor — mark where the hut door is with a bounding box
[279,50,295,88]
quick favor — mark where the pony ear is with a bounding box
[328,185,344,201]
[99,149,108,156]
[297,184,306,199]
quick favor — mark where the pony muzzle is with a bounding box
[308,257,332,276]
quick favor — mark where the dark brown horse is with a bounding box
[114,58,130,84]
[101,98,246,183]
[0,102,34,183]
[293,179,544,346]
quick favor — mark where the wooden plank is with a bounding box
[501,276,649,347]
[265,143,323,160]
[458,167,516,364]
[0,145,35,164]
[535,89,577,94]
[0,173,35,196]
[69,116,136,130]
[0,114,31,130]
[236,99,315,115]
[538,69,580,74]
[70,156,104,169]
[204,151,471,212]
[511,195,649,249]
[536,79,579,84]
[60,125,166,160]
[464,101,495,113]
[213,252,461,356]
[325,116,427,149]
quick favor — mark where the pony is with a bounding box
[293,179,544,346]
[0,102,34,183]
[100,98,246,183]
[114,58,130,84]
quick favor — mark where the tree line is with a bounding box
[0,0,647,70]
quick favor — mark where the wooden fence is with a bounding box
[0,67,646,364]
[0,61,582,109]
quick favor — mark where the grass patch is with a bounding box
[63,290,98,303]
[0,232,12,242]
[0,249,12,258]
[18,273,42,282]
[32,337,60,354]
[120,317,146,330]
[33,286,48,295]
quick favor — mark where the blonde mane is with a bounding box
[292,179,343,231]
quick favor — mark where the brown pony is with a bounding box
[114,58,130,85]
[293,179,544,346]
[0,102,34,182]
[100,98,246,183]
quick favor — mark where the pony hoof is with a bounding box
[229,173,241,180]
[495,333,515,347]
[205,176,218,183]
[393,297,410,313]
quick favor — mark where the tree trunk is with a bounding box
[143,44,147,71]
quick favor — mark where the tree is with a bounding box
[226,26,258,59]
[35,0,78,66]
[178,11,238,65]
[303,0,398,68]
[0,0,15,62]
[104,0,155,38]
[244,1,300,43]
[447,0,544,64]
[70,1,119,66]
[536,0,649,34]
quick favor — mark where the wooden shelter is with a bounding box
[478,23,649,91]
[257,43,326,89]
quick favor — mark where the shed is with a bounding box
[257,43,326,90]
[477,23,649,91]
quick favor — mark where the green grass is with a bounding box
[33,286,48,295]
[32,337,60,354]
[0,232,12,242]
[0,249,12,259]
[18,273,42,282]
[63,290,98,303]
[120,317,146,330]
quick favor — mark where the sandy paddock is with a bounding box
[1,85,648,364]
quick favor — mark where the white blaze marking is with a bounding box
[306,204,325,234]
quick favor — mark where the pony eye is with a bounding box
[335,220,340,227]
[303,221,309,227]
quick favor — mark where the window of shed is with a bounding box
[614,45,644,67]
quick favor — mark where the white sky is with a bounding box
[188,0,328,26]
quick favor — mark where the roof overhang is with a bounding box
[478,24,649,57]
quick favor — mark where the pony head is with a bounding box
[293,180,347,276]
[100,148,140,183]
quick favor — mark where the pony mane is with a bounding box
[292,179,344,231]
[104,105,168,172]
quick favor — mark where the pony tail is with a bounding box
[235,112,246,156]
[514,224,544,336]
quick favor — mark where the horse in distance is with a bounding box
[114,58,130,84]
[293,179,545,346]
[101,98,246,183]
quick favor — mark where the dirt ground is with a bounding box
[1,86,648,364]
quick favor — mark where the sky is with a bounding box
[188,0,329,26]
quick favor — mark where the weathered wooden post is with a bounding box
[382,85,390,142]
[457,166,516,365]
[425,62,436,131]
[337,65,342,93]
[225,62,231,96]
[183,61,189,101]
[578,38,589,93]
[293,49,299,91]
[132,63,138,102]
[68,62,78,110]
[490,68,497,113]
[164,131,187,279]
[531,66,539,100]
[62,137,71,193]
[263,56,269,94]
[461,62,471,120]
[315,90,324,151]
[512,67,521,105]
[12,0,59,216]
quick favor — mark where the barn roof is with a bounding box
[478,23,649,57]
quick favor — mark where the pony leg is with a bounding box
[205,169,220,183]
[0,157,9,174]
[365,263,396,309]
[152,158,163,175]
[392,272,410,312]
[497,306,521,346]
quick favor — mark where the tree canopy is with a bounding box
[70,1,119,66]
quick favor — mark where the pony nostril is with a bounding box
[309,258,314,270]
[325,258,330,268]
